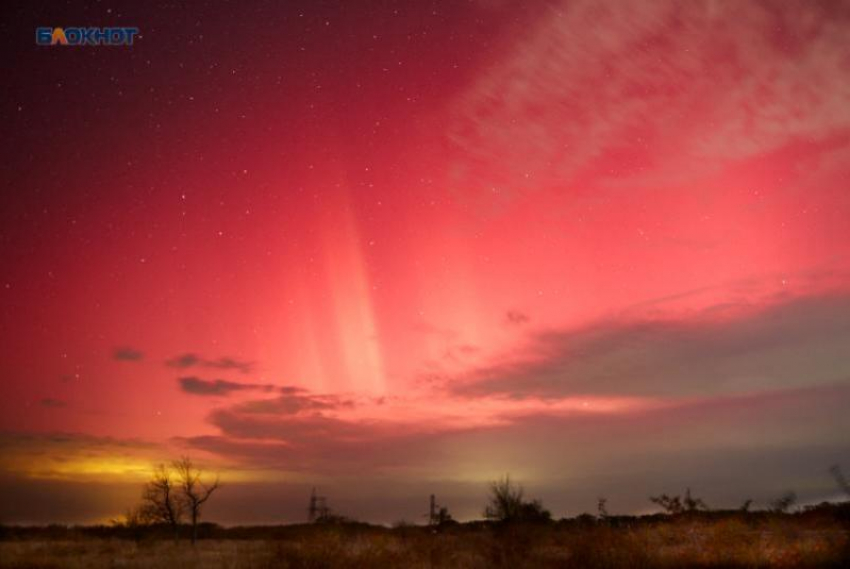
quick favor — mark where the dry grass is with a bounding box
[0,519,847,568]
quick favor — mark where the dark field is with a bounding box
[2,515,849,569]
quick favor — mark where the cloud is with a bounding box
[177,385,462,473]
[447,0,850,206]
[452,292,850,399]
[0,432,166,524]
[183,378,850,516]
[231,393,353,415]
[166,353,254,374]
[505,310,529,325]
[205,357,255,374]
[189,410,458,474]
[39,398,65,408]
[6,378,850,524]
[166,353,201,368]
[209,411,377,442]
[178,376,273,397]
[0,431,160,481]
[113,346,143,361]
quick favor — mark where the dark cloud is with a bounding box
[184,380,850,516]
[178,388,454,474]
[166,353,202,368]
[191,410,457,474]
[7,379,850,525]
[232,393,353,415]
[191,386,361,445]
[178,376,273,397]
[0,431,158,456]
[443,343,481,363]
[205,356,255,374]
[166,353,254,374]
[505,310,529,325]
[113,346,143,361]
[39,398,65,408]
[454,293,850,399]
[475,381,850,512]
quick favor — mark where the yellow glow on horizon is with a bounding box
[12,456,155,482]
[3,450,315,485]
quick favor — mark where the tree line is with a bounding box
[124,460,850,541]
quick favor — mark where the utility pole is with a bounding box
[427,494,452,526]
[309,487,318,522]
[308,487,330,522]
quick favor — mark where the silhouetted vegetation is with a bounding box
[650,487,707,515]
[136,463,183,541]
[4,471,850,567]
[428,494,455,527]
[2,502,850,568]
[832,464,850,497]
[123,457,219,545]
[483,475,551,524]
[173,456,220,544]
[770,490,798,514]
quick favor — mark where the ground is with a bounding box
[1,517,849,568]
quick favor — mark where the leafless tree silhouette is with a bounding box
[770,491,797,513]
[484,475,550,523]
[830,465,850,497]
[140,464,184,541]
[650,488,707,515]
[173,456,219,545]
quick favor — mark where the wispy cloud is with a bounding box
[0,431,160,481]
[231,392,353,415]
[113,346,143,361]
[166,353,254,374]
[505,310,530,326]
[206,357,255,374]
[451,292,850,399]
[447,0,850,206]
[166,353,201,368]
[178,376,274,397]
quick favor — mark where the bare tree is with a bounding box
[485,475,524,521]
[484,475,550,523]
[141,463,184,541]
[682,488,707,512]
[650,488,706,515]
[830,465,850,497]
[173,456,220,545]
[770,491,797,514]
[650,493,683,515]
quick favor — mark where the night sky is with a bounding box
[2,0,850,525]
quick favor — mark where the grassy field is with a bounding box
[1,518,849,569]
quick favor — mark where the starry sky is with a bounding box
[2,0,850,525]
